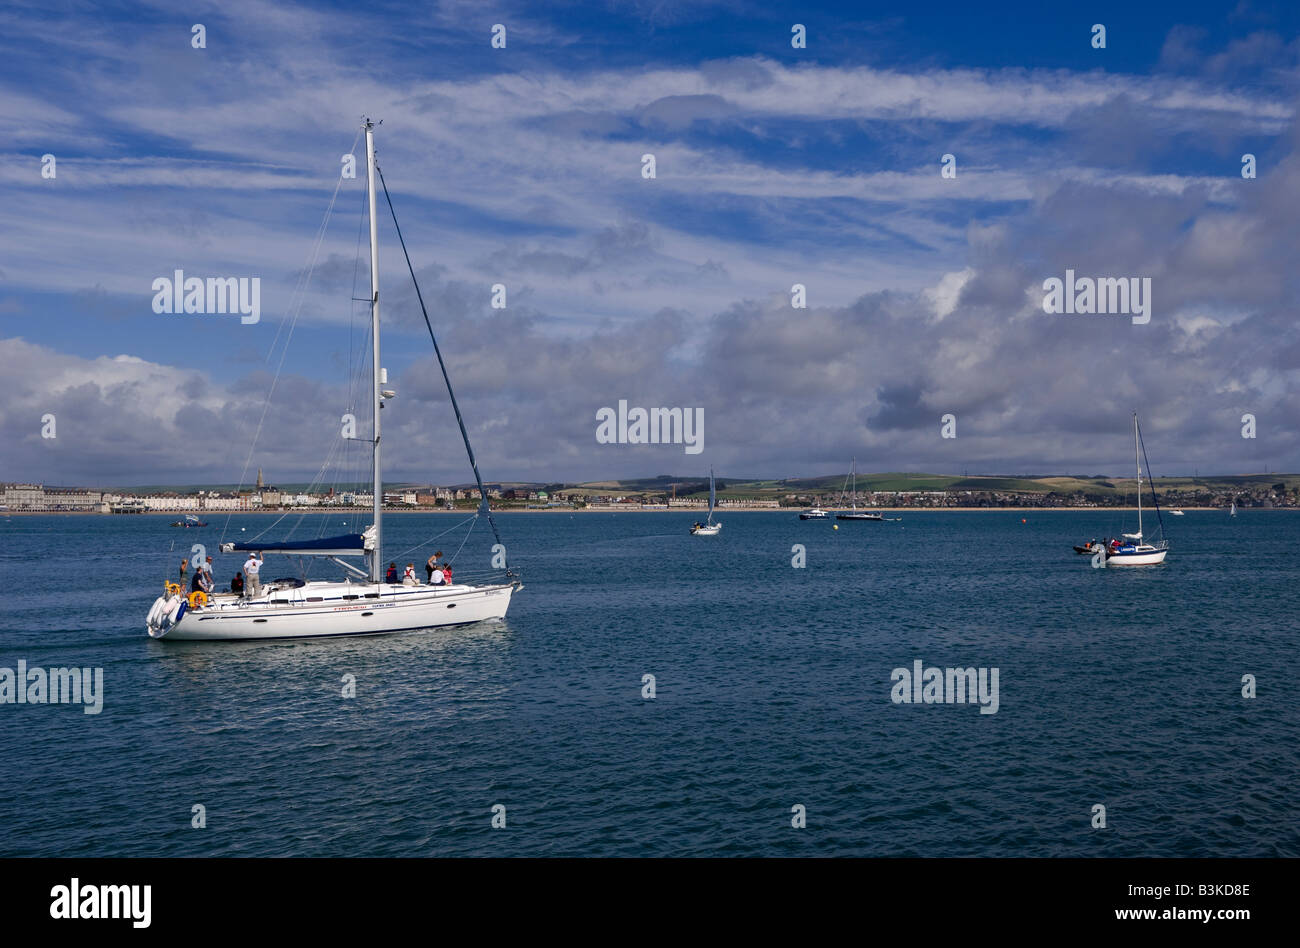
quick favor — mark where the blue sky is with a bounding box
[2,0,1299,486]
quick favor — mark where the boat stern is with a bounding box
[145,592,186,638]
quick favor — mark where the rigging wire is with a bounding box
[347,182,369,416]
[1137,415,1165,536]
[220,126,363,546]
[387,513,481,564]
[210,128,514,588]
[374,162,511,575]
[337,183,373,513]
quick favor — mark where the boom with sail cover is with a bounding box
[220,533,370,556]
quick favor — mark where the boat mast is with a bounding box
[851,456,857,511]
[365,119,383,582]
[1134,411,1142,540]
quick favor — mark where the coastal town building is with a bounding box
[2,479,1297,513]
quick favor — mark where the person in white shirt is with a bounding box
[242,553,262,598]
[428,562,446,585]
[402,563,418,586]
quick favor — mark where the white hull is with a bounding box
[691,523,721,535]
[147,579,517,641]
[1106,547,1168,566]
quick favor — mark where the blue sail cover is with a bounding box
[220,534,366,556]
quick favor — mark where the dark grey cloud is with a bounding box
[868,382,934,432]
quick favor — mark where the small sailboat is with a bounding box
[836,457,883,520]
[691,469,722,535]
[1170,509,1184,516]
[1230,501,1237,517]
[1097,412,1169,566]
[145,119,520,640]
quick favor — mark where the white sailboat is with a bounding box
[1100,412,1169,566]
[146,120,520,640]
[690,469,722,535]
[1230,500,1237,517]
[836,456,884,520]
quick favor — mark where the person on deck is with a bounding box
[243,553,262,598]
[179,559,188,583]
[197,566,214,598]
[425,551,443,584]
[231,571,245,595]
[385,562,398,584]
[402,563,418,586]
[428,563,446,585]
[441,564,453,585]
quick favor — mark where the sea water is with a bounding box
[0,510,1296,856]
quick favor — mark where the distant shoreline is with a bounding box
[0,505,1270,517]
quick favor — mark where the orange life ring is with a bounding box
[188,590,208,608]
